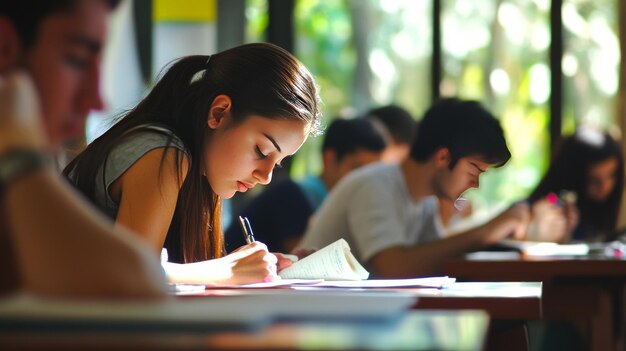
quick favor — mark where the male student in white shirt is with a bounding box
[298,98,529,277]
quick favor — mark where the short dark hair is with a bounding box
[410,97,510,168]
[0,0,120,49]
[322,118,386,161]
[366,105,417,145]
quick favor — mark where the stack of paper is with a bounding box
[201,276,455,291]
[498,239,589,257]
[304,276,456,289]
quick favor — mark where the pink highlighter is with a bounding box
[546,192,560,206]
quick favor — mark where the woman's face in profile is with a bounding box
[203,113,310,199]
[586,157,619,203]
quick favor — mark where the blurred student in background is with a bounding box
[0,0,168,298]
[226,117,386,253]
[298,98,529,277]
[365,104,472,228]
[365,105,417,163]
[528,127,623,242]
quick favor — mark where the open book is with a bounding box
[278,239,369,280]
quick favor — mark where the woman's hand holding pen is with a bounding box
[164,241,281,285]
[226,241,279,284]
[523,192,578,243]
[528,198,573,242]
[231,216,294,280]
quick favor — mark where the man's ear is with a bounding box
[207,94,232,129]
[434,147,451,168]
[0,16,21,73]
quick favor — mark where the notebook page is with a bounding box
[279,239,369,280]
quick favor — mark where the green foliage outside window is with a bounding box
[291,0,356,178]
[245,0,268,42]
[244,0,619,220]
[562,0,619,135]
[440,0,553,219]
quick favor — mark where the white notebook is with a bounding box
[498,239,589,256]
[305,276,456,289]
[279,239,369,280]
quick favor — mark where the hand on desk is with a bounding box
[0,71,47,153]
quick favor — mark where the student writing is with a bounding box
[63,43,322,285]
[298,98,529,277]
[528,127,623,242]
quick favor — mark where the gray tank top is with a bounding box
[92,125,189,219]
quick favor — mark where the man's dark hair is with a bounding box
[366,105,417,145]
[0,0,120,49]
[322,118,387,161]
[410,97,510,169]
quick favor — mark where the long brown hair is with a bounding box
[528,130,624,240]
[64,43,321,263]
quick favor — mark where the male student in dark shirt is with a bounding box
[226,117,386,253]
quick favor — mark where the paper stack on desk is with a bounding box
[304,276,456,289]
[498,239,589,257]
[204,276,455,290]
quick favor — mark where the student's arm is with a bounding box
[113,144,279,285]
[5,171,169,298]
[164,241,279,285]
[0,72,168,298]
[113,147,188,253]
[369,203,529,277]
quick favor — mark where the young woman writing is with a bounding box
[528,127,623,242]
[64,43,322,285]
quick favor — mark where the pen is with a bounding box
[238,216,256,244]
